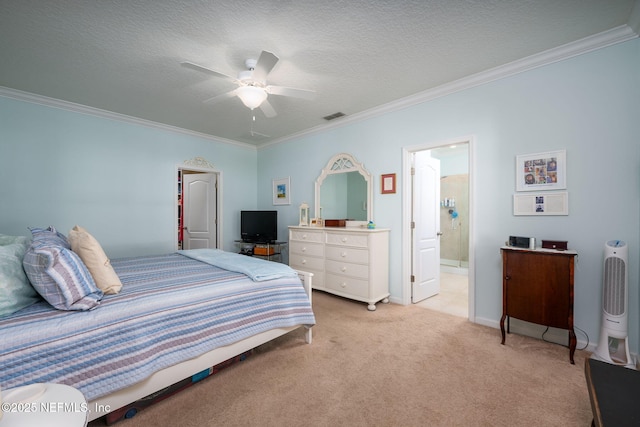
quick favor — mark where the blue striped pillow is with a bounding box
[29,226,71,249]
[23,243,103,311]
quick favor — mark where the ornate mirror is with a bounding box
[315,153,372,224]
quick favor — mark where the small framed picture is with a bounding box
[272,177,291,205]
[381,173,396,194]
[513,191,568,215]
[516,150,566,192]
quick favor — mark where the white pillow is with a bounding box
[68,225,122,294]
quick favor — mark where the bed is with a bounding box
[0,230,315,423]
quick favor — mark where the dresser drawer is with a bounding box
[325,232,369,248]
[290,229,324,243]
[325,273,369,298]
[289,253,325,272]
[290,241,324,257]
[325,245,369,264]
[326,259,369,279]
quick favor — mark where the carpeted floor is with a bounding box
[89,290,593,426]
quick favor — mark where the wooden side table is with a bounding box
[1,383,87,426]
[500,246,578,363]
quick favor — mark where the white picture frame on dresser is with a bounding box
[289,226,390,311]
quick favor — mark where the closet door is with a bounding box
[183,173,217,249]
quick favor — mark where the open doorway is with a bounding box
[176,157,222,250]
[418,144,469,317]
[401,137,475,321]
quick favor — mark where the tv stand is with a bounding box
[235,241,287,263]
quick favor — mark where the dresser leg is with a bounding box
[367,303,377,311]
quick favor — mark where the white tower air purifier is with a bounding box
[592,240,634,368]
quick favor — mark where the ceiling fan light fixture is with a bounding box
[237,86,267,109]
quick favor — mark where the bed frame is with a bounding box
[87,270,313,421]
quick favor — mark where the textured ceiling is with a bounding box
[1,0,638,146]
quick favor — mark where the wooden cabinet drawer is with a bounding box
[325,246,369,264]
[325,273,369,298]
[290,241,324,257]
[326,259,369,279]
[325,232,368,248]
[290,229,324,243]
[289,253,325,272]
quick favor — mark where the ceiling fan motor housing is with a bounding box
[238,69,255,83]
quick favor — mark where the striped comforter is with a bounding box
[0,253,315,401]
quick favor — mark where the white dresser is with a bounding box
[289,226,390,310]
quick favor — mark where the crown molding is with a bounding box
[630,0,640,36]
[1,23,636,151]
[0,87,257,150]
[264,24,638,148]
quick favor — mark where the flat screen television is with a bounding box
[241,210,277,243]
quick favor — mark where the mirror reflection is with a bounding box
[320,172,367,221]
[315,153,372,223]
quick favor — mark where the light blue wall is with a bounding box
[0,39,638,353]
[0,97,258,256]
[257,39,640,352]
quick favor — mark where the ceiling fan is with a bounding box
[181,51,316,118]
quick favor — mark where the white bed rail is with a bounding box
[295,269,314,344]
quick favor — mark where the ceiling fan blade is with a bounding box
[181,61,236,82]
[252,51,279,82]
[267,85,316,100]
[260,99,277,118]
[202,89,238,105]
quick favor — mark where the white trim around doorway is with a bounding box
[401,136,476,322]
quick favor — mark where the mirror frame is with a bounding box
[315,153,373,224]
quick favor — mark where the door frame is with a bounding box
[176,157,223,250]
[401,136,476,321]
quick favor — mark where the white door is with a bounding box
[412,151,441,303]
[183,173,217,249]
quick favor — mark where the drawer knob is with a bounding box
[302,247,307,252]
[302,259,307,264]
[341,237,348,243]
[341,252,347,258]
[340,282,347,288]
[341,266,347,272]
[302,234,307,239]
